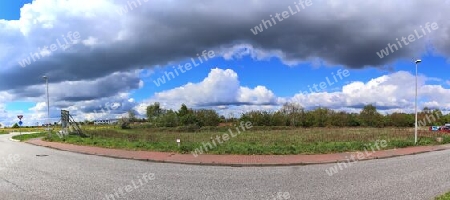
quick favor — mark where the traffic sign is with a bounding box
[17,115,23,120]
[18,121,23,126]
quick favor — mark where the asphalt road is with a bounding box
[1,133,450,200]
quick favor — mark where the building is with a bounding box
[93,119,118,125]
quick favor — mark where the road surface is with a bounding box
[0,133,449,200]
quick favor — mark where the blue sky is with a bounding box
[0,0,449,126]
[0,0,32,20]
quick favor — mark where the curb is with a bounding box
[23,140,450,167]
[24,141,328,167]
[8,132,40,142]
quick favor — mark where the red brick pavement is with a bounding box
[25,138,450,166]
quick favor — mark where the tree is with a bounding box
[388,112,413,127]
[302,112,315,127]
[177,104,198,126]
[310,107,331,127]
[330,111,348,127]
[118,117,131,129]
[280,102,304,126]
[128,109,137,122]
[159,110,179,127]
[178,104,190,117]
[271,111,288,126]
[359,104,384,127]
[431,108,446,125]
[219,115,226,123]
[12,123,19,128]
[280,102,303,115]
[347,113,361,126]
[239,110,272,126]
[194,109,220,126]
[146,102,162,123]
[422,107,432,114]
[106,100,450,128]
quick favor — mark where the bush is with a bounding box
[119,118,131,129]
[175,124,200,132]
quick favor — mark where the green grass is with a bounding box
[12,132,48,141]
[40,125,450,155]
[436,191,450,200]
[2,127,45,132]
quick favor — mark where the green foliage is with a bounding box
[194,109,220,126]
[386,112,414,127]
[158,110,179,127]
[118,118,131,129]
[435,191,450,200]
[146,102,162,123]
[176,124,200,132]
[12,132,47,141]
[302,112,315,127]
[310,107,331,127]
[359,104,384,127]
[145,103,221,127]
[127,109,137,122]
[143,102,450,128]
[177,104,190,118]
[46,126,450,155]
[12,123,19,128]
[240,111,273,126]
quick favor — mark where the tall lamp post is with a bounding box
[43,76,50,137]
[414,59,421,145]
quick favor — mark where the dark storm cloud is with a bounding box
[7,87,42,98]
[0,0,449,102]
[1,68,141,102]
[49,71,142,102]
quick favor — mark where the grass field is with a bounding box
[12,132,48,141]
[1,127,45,134]
[39,124,450,155]
[436,191,450,200]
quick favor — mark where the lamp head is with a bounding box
[415,59,421,64]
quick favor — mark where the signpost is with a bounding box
[17,115,23,135]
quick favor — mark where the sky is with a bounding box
[0,0,449,127]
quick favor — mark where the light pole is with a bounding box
[414,59,421,145]
[43,76,50,137]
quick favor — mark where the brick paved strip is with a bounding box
[25,138,450,167]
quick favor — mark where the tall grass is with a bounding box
[44,125,449,155]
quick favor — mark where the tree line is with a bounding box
[145,102,450,128]
[146,102,221,127]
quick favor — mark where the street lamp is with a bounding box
[414,59,421,145]
[43,76,50,137]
